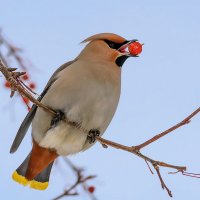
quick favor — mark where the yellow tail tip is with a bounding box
[30,180,48,190]
[12,171,48,190]
[12,171,29,186]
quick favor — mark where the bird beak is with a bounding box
[118,39,139,57]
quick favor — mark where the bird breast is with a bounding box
[32,60,121,155]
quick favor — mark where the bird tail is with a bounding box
[29,162,54,190]
[12,153,31,187]
[12,140,57,191]
[12,152,54,190]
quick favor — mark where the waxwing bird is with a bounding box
[10,33,140,190]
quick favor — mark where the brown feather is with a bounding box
[25,140,58,180]
[81,33,126,44]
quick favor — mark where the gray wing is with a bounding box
[10,59,76,153]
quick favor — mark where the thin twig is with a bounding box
[53,165,96,200]
[155,166,172,197]
[145,160,154,174]
[0,32,27,70]
[136,107,200,150]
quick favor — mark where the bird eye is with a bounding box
[108,42,115,49]
[104,40,116,49]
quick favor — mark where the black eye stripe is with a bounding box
[104,40,128,50]
[108,42,115,49]
[104,40,116,49]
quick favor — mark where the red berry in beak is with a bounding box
[128,42,143,56]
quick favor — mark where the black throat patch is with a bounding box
[115,56,129,67]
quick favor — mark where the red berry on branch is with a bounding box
[128,42,143,56]
[22,97,30,104]
[4,81,11,88]
[29,82,36,89]
[22,74,29,80]
[88,186,95,193]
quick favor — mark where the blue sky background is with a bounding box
[0,0,200,199]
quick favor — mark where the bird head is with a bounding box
[79,33,139,67]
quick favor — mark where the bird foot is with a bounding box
[87,129,100,144]
[50,110,65,128]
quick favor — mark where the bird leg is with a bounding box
[87,129,100,144]
[50,110,65,128]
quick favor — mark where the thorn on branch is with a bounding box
[168,170,182,174]
[185,120,191,124]
[10,89,16,98]
[12,71,26,79]
[7,67,17,72]
[101,143,108,148]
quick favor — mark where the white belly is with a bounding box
[39,122,87,155]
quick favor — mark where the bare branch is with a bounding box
[62,158,98,200]
[53,160,96,200]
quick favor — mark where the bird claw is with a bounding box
[87,129,100,144]
[50,110,65,128]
